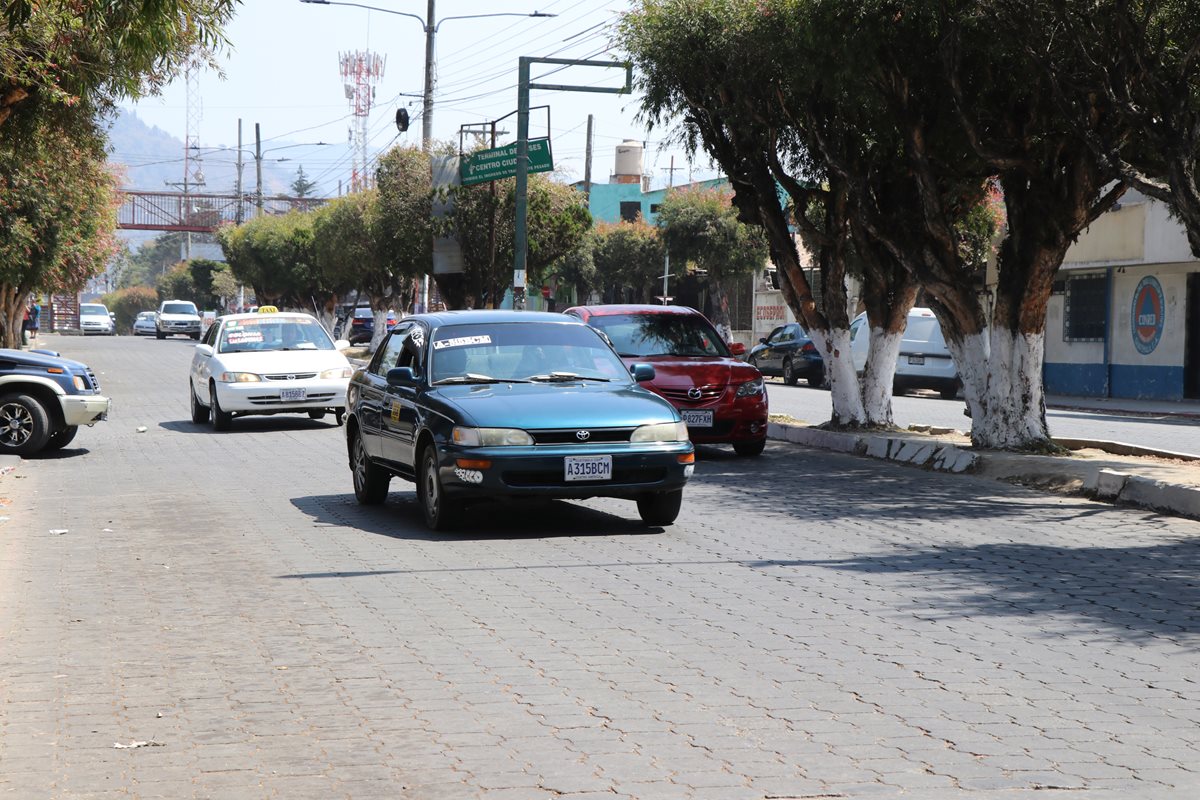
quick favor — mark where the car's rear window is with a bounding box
[585,312,730,358]
[162,302,198,315]
[905,316,941,344]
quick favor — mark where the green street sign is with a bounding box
[460,138,553,186]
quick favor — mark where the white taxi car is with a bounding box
[188,308,353,431]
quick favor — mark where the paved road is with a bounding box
[2,333,1199,799]
[763,379,1200,455]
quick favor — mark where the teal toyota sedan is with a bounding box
[345,311,695,530]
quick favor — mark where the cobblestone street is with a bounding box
[2,335,1198,799]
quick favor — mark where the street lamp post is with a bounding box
[299,0,554,151]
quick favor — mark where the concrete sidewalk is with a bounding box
[768,413,1200,522]
[1048,393,1200,419]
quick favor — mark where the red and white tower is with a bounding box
[340,50,386,192]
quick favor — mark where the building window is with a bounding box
[649,204,661,215]
[1064,274,1106,341]
[619,201,642,222]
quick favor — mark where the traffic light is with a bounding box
[395,108,410,133]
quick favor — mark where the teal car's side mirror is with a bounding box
[386,366,417,388]
[630,363,655,382]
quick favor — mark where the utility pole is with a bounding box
[255,122,263,212]
[235,119,244,224]
[422,0,436,149]
[665,155,683,188]
[584,114,594,198]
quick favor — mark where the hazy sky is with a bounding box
[120,0,719,196]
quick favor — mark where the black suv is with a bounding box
[0,348,110,455]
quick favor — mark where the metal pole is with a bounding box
[663,251,670,304]
[235,119,244,224]
[513,56,531,310]
[488,119,498,308]
[255,123,263,212]
[422,0,435,150]
[584,113,593,198]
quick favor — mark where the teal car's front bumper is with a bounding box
[435,440,694,500]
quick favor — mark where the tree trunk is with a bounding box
[860,327,902,427]
[0,284,26,349]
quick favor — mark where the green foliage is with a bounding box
[290,165,317,198]
[311,191,385,303]
[591,221,664,303]
[121,233,186,288]
[101,285,158,333]
[373,146,432,303]
[216,212,315,307]
[209,265,239,307]
[158,262,197,305]
[656,186,768,281]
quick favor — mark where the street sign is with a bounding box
[461,138,553,186]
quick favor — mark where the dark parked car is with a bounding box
[347,307,398,344]
[345,310,695,530]
[0,348,110,455]
[564,304,768,457]
[747,322,824,386]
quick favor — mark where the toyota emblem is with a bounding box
[687,387,702,400]
[287,374,296,381]
[575,430,591,441]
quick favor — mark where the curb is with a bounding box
[767,421,1200,521]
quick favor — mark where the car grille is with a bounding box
[657,384,725,404]
[263,373,318,381]
[86,369,99,391]
[503,466,667,487]
[247,391,339,405]
[530,427,636,445]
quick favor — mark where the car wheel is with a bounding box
[209,382,232,431]
[43,425,78,451]
[189,382,210,424]
[418,445,456,531]
[733,439,766,457]
[351,430,389,504]
[308,410,326,420]
[808,371,826,388]
[190,333,200,340]
[782,357,798,386]
[940,384,960,400]
[155,330,165,340]
[637,489,683,526]
[0,393,52,455]
[335,407,345,426]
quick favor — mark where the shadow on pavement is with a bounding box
[25,446,92,460]
[159,417,339,434]
[287,491,660,547]
[751,537,1200,640]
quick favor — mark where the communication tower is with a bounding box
[340,50,386,192]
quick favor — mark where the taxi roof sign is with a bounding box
[257,305,279,313]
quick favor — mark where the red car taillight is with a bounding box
[801,342,818,354]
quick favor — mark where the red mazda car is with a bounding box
[564,304,768,456]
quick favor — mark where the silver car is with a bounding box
[132,310,156,336]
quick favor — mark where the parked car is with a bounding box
[132,310,156,336]
[564,304,768,457]
[0,348,110,454]
[747,322,824,386]
[156,299,202,340]
[188,308,353,431]
[347,307,398,344]
[345,310,695,530]
[79,303,115,336]
[849,307,961,398]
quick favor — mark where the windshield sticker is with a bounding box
[433,335,491,350]
[225,330,264,345]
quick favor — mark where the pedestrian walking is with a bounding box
[21,303,30,346]
[27,299,40,343]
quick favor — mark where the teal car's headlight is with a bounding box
[452,426,534,446]
[320,367,353,379]
[219,372,261,383]
[736,377,765,397]
[630,421,689,443]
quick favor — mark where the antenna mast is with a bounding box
[340,50,386,192]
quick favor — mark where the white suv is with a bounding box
[156,300,202,340]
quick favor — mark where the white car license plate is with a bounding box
[908,355,925,365]
[564,455,612,481]
[681,409,713,428]
[280,387,307,402]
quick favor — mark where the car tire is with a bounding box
[782,357,798,386]
[190,333,200,340]
[940,384,960,400]
[308,410,326,420]
[209,382,232,431]
[335,407,345,426]
[0,393,52,455]
[44,425,78,451]
[733,439,766,457]
[156,330,165,340]
[190,383,210,424]
[351,430,390,505]
[807,372,826,388]
[418,445,456,531]
[637,489,683,526]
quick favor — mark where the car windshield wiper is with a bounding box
[527,372,611,383]
[433,373,531,385]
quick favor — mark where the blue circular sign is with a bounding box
[1131,276,1165,355]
